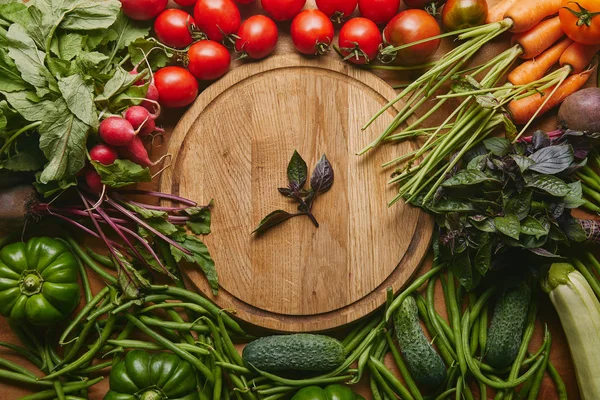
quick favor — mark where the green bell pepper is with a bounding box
[105,350,200,400]
[291,384,364,400]
[0,237,80,325]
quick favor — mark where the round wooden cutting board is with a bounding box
[160,54,433,332]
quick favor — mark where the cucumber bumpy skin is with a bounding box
[393,296,447,389]
[485,282,531,368]
[242,333,346,373]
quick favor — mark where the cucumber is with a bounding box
[393,296,446,389]
[485,282,531,368]
[242,334,346,373]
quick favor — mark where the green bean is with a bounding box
[20,377,104,400]
[257,386,295,395]
[349,343,372,384]
[75,361,113,374]
[61,311,105,367]
[0,342,42,369]
[372,334,388,360]
[440,275,453,328]
[370,373,384,400]
[86,247,115,269]
[343,316,380,354]
[547,361,567,400]
[0,356,39,379]
[166,309,196,345]
[71,246,93,303]
[455,376,463,400]
[527,331,551,400]
[435,388,456,400]
[415,295,455,368]
[109,294,170,315]
[469,294,479,356]
[44,315,117,380]
[107,339,210,355]
[342,322,362,349]
[446,271,466,377]
[85,299,117,321]
[44,344,66,400]
[261,394,288,400]
[386,263,445,321]
[60,287,110,345]
[65,237,116,284]
[460,311,545,389]
[462,382,475,400]
[215,361,252,375]
[150,285,244,335]
[200,317,225,355]
[218,312,245,367]
[370,363,399,400]
[137,315,210,333]
[369,357,415,400]
[124,314,214,383]
[385,332,422,400]
[479,304,488,357]
[252,367,354,387]
[138,302,209,315]
[572,258,600,300]
[48,345,63,367]
[213,365,223,400]
[427,276,458,362]
[445,363,459,391]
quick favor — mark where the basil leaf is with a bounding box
[253,210,295,235]
[170,235,218,295]
[430,199,476,213]
[529,144,574,174]
[287,150,307,191]
[442,169,498,187]
[484,137,511,156]
[520,217,549,239]
[91,159,151,188]
[525,175,570,197]
[467,155,487,170]
[474,239,492,276]
[504,191,531,220]
[564,218,589,243]
[39,98,89,183]
[563,181,585,209]
[310,154,334,194]
[58,74,97,128]
[469,216,497,233]
[510,154,534,173]
[494,214,520,240]
[452,251,478,290]
[531,130,550,150]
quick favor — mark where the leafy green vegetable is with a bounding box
[171,234,219,296]
[91,159,152,188]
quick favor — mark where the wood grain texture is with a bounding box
[161,54,433,331]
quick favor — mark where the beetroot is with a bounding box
[99,117,136,147]
[118,136,153,167]
[90,144,119,165]
[0,185,37,231]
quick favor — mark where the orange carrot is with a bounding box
[560,42,600,74]
[486,0,519,24]
[504,0,563,33]
[508,38,573,85]
[508,68,595,124]
[512,17,564,59]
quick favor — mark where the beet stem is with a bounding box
[117,190,197,206]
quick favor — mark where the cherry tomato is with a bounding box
[234,0,255,3]
[383,9,441,65]
[316,0,358,22]
[559,0,600,45]
[120,0,167,21]
[174,0,198,5]
[404,0,445,10]
[338,17,382,64]
[154,66,199,108]
[235,15,279,59]
[261,0,306,21]
[291,10,335,55]
[358,0,400,24]
[154,9,196,49]
[193,0,241,42]
[441,0,487,31]
[187,40,231,80]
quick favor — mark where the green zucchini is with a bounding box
[393,296,446,389]
[485,282,531,368]
[242,334,346,373]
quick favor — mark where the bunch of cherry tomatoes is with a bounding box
[120,0,489,108]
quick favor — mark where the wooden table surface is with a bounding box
[0,0,584,398]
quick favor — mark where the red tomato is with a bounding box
[235,15,279,59]
[193,0,241,42]
[120,0,167,21]
[291,10,335,55]
[187,41,231,80]
[441,0,487,31]
[154,9,196,49]
[174,0,198,5]
[154,66,199,108]
[404,0,445,9]
[358,0,400,24]
[338,17,382,64]
[383,10,441,65]
[559,0,600,45]
[234,0,255,3]
[315,0,358,22]
[261,0,306,21]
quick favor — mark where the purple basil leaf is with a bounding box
[278,187,295,198]
[310,154,334,193]
[529,144,574,174]
[531,130,550,150]
[253,210,295,235]
[287,150,307,191]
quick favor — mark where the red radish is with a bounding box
[142,83,160,113]
[175,0,198,5]
[124,106,158,137]
[99,117,137,147]
[120,0,168,21]
[85,169,104,193]
[118,136,154,167]
[90,145,118,165]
